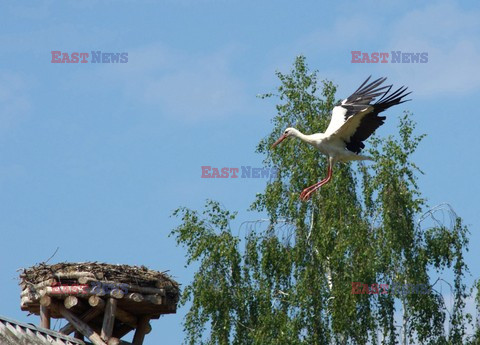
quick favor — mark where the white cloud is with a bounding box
[385,2,480,96]
[285,1,480,98]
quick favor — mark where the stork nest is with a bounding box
[19,262,179,289]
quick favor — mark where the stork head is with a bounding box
[271,127,296,148]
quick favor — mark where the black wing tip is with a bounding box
[348,76,390,104]
[373,84,412,113]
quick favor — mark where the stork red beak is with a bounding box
[271,134,287,148]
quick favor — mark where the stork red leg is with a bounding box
[300,165,333,201]
[299,178,327,200]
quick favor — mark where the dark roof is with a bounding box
[0,315,134,345]
[0,315,86,345]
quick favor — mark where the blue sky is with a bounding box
[1,0,479,343]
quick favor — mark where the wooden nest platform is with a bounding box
[19,262,180,345]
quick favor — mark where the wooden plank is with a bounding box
[59,305,105,335]
[101,298,117,341]
[90,295,149,331]
[56,302,107,345]
[39,305,50,329]
[132,316,150,345]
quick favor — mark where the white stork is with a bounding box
[271,76,411,201]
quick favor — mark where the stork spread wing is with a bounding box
[325,76,411,153]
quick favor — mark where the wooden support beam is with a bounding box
[56,302,107,345]
[132,316,150,345]
[89,294,145,330]
[60,296,106,336]
[59,305,105,335]
[101,298,117,342]
[144,294,163,305]
[40,305,50,329]
[127,285,165,296]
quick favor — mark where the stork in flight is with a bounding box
[271,76,411,201]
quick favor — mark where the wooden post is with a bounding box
[132,316,150,345]
[56,302,107,345]
[40,305,50,329]
[101,298,117,341]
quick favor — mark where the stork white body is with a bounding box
[271,76,411,201]
[284,128,372,163]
